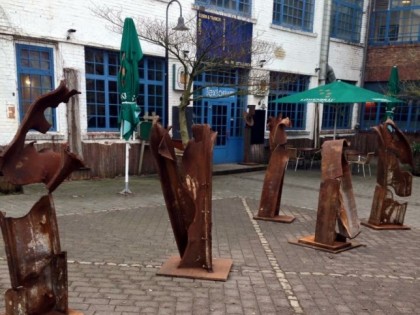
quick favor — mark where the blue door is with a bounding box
[208,99,243,164]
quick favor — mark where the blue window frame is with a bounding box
[272,0,314,32]
[331,0,363,43]
[85,48,166,131]
[195,0,251,17]
[193,69,246,138]
[322,104,353,129]
[16,44,55,128]
[361,82,420,132]
[267,72,310,130]
[369,0,420,45]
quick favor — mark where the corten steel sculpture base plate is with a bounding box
[253,214,295,223]
[1,310,84,315]
[361,221,411,230]
[288,235,365,254]
[157,256,233,281]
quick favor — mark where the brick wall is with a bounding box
[365,44,420,82]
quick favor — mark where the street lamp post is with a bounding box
[165,0,189,127]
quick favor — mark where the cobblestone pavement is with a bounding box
[0,165,419,314]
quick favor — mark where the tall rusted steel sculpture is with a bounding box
[151,123,232,281]
[254,116,295,223]
[0,81,84,315]
[362,119,414,230]
[290,140,362,253]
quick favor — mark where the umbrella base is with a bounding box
[119,188,132,195]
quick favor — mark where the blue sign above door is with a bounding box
[203,87,236,98]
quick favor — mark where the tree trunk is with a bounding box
[178,100,190,148]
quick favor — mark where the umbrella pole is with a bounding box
[120,142,132,195]
[333,105,338,140]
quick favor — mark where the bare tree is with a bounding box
[94,6,277,147]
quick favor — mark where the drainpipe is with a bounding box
[358,0,372,131]
[314,0,333,148]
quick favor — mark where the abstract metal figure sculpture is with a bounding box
[150,123,232,281]
[254,116,295,223]
[362,119,414,230]
[290,140,362,253]
[0,81,84,315]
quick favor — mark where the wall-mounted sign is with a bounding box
[173,63,188,91]
[197,11,253,66]
[7,105,16,119]
[203,87,236,99]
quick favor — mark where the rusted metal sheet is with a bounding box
[150,123,216,271]
[0,81,84,314]
[0,195,68,314]
[254,116,294,222]
[0,81,84,193]
[291,140,362,253]
[364,119,413,229]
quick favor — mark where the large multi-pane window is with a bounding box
[361,82,420,131]
[267,72,310,130]
[369,0,420,45]
[195,0,251,17]
[331,0,363,42]
[85,47,166,131]
[272,0,314,32]
[322,104,353,129]
[16,44,55,128]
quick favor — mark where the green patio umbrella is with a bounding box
[386,65,400,120]
[273,81,402,104]
[118,17,143,194]
[118,17,143,140]
[273,81,403,140]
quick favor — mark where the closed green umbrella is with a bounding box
[273,81,403,140]
[118,17,143,194]
[386,66,400,120]
[118,17,143,141]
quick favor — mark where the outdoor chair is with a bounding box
[348,152,375,177]
[286,147,304,171]
[310,149,322,170]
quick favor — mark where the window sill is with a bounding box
[26,132,64,141]
[270,24,317,38]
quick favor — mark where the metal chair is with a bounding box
[348,152,375,177]
[286,147,304,171]
[310,149,322,170]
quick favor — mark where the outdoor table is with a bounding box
[345,149,362,162]
[297,148,319,169]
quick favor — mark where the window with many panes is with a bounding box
[331,0,363,43]
[322,104,353,129]
[195,0,251,17]
[16,44,55,128]
[272,0,314,32]
[85,47,166,131]
[369,0,420,45]
[267,72,310,130]
[361,82,420,131]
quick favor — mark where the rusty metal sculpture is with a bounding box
[0,81,84,315]
[254,116,295,223]
[290,140,362,253]
[150,123,232,281]
[362,119,414,230]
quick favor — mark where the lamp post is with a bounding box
[165,0,189,127]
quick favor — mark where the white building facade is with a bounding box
[0,0,369,170]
